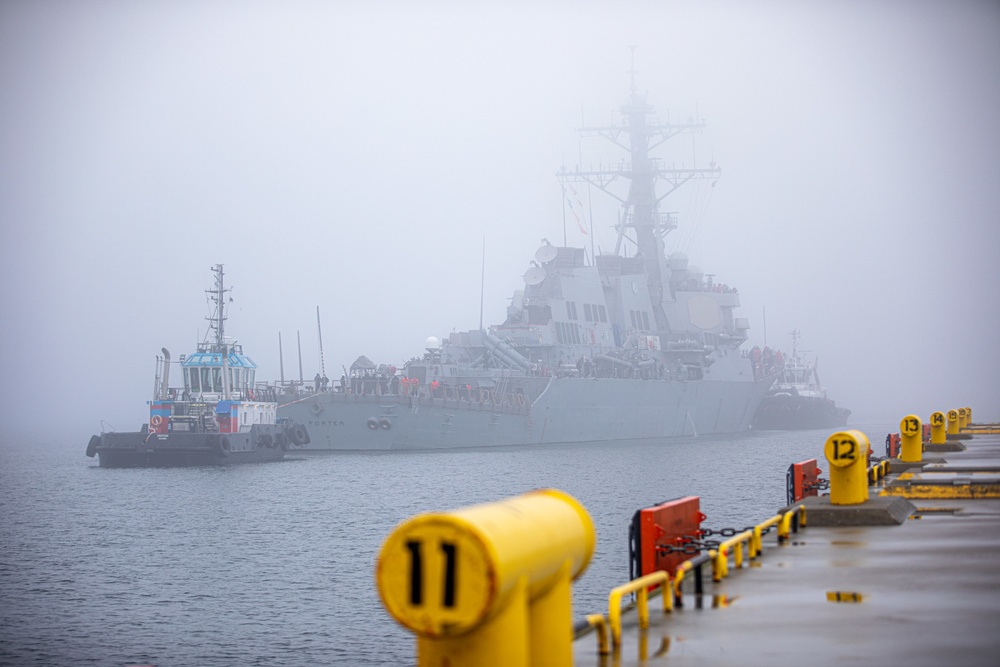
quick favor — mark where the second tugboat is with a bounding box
[751,330,851,430]
[86,265,310,467]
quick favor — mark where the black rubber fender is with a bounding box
[294,424,310,445]
[86,435,100,458]
[207,434,225,456]
[219,436,232,455]
[277,432,289,451]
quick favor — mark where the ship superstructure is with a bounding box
[278,74,773,450]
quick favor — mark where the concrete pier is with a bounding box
[574,430,1000,666]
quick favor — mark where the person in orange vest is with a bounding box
[430,379,440,397]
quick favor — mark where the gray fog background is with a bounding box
[2,0,998,442]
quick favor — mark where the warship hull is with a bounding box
[280,377,773,451]
[751,393,850,431]
[90,424,292,468]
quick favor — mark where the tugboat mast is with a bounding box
[557,51,721,333]
[205,263,230,353]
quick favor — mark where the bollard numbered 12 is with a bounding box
[375,488,595,667]
[824,430,870,505]
[899,414,922,462]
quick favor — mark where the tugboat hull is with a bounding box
[92,424,303,468]
[751,394,850,431]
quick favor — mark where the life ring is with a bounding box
[150,415,163,428]
[367,418,379,430]
[86,435,100,458]
[311,402,323,415]
[379,418,391,430]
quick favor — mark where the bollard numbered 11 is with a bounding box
[824,430,870,505]
[375,488,595,667]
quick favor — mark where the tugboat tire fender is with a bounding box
[287,425,308,446]
[207,434,225,456]
[219,436,232,454]
[259,433,273,448]
[86,435,100,458]
[277,432,289,451]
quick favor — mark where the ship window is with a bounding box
[598,305,607,322]
[201,368,211,392]
[641,312,650,330]
[630,310,637,328]
[584,303,593,321]
[573,324,581,344]
[212,368,222,393]
[248,369,255,386]
[189,368,200,392]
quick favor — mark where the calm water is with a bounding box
[0,424,891,666]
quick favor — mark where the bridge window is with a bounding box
[188,367,200,392]
[201,368,211,393]
[598,305,607,322]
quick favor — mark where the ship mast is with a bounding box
[205,263,230,353]
[557,50,721,332]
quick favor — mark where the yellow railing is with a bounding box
[607,571,672,647]
[582,614,609,655]
[868,459,891,485]
[601,504,808,652]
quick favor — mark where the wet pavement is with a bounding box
[573,431,1000,666]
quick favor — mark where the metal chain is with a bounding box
[654,524,776,554]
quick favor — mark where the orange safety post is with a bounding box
[628,496,703,587]
[785,459,822,505]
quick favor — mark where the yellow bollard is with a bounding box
[899,414,922,462]
[947,409,960,435]
[930,411,946,445]
[967,407,973,426]
[824,430,870,505]
[958,407,969,429]
[375,489,595,667]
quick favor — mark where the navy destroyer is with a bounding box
[751,330,851,430]
[278,75,774,450]
[86,265,310,467]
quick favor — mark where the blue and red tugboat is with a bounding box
[86,264,309,467]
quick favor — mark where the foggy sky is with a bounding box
[2,0,998,442]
